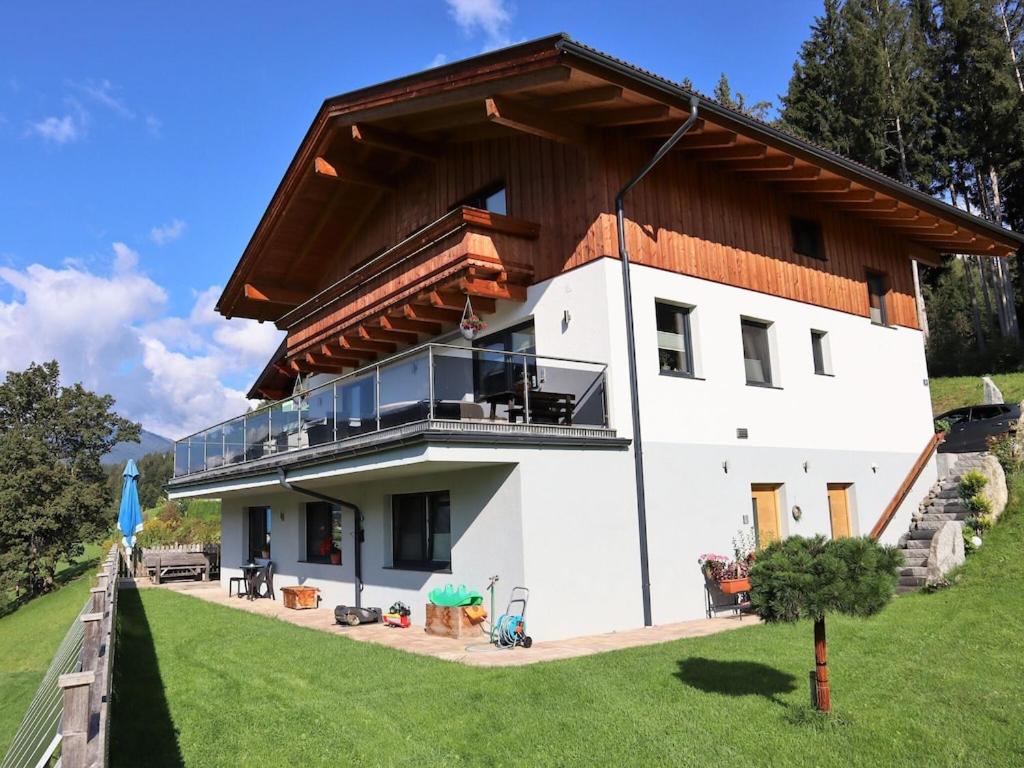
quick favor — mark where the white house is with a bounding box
[167,35,1022,641]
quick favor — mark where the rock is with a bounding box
[926,521,965,584]
[982,376,1004,404]
[971,454,1008,521]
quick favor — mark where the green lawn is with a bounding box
[0,544,101,754]
[930,371,1024,414]
[111,481,1024,767]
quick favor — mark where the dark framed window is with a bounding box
[866,270,889,325]
[655,301,694,376]
[811,330,829,375]
[791,217,824,260]
[392,491,451,571]
[454,183,506,216]
[247,506,271,561]
[305,502,342,564]
[741,319,774,386]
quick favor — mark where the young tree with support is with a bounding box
[748,535,901,712]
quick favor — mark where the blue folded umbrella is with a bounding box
[117,459,144,553]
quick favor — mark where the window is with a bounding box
[655,301,694,376]
[791,217,824,260]
[392,491,451,571]
[474,320,536,396]
[741,319,774,386]
[811,330,830,375]
[455,183,506,215]
[305,502,342,564]
[866,271,889,325]
[247,506,271,560]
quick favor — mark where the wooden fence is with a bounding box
[0,546,121,768]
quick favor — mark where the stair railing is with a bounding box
[869,433,944,541]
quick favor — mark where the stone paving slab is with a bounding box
[122,577,759,667]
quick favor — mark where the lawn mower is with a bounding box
[334,605,382,627]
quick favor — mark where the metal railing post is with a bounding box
[522,354,531,424]
[56,671,95,768]
[375,365,382,432]
[332,383,338,442]
[428,345,435,420]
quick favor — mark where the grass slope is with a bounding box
[111,482,1024,768]
[930,371,1024,414]
[0,545,101,755]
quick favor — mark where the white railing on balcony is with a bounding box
[173,343,609,478]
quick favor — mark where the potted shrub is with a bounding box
[329,546,342,565]
[698,552,753,593]
[460,314,487,340]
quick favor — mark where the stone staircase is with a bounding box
[895,454,984,593]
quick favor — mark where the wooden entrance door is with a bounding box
[750,485,781,548]
[827,484,852,538]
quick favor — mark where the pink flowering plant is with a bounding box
[698,529,757,583]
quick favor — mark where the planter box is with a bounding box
[718,578,751,595]
[280,586,320,610]
[425,604,477,639]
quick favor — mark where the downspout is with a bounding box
[615,95,700,626]
[277,468,363,608]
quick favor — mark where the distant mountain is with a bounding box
[102,429,173,465]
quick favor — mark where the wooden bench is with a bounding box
[144,552,211,584]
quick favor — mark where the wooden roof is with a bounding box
[220,33,1023,328]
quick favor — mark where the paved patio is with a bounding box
[124,577,759,667]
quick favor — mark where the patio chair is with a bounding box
[251,561,276,600]
[228,574,248,598]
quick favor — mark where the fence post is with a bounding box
[80,614,104,671]
[96,571,109,592]
[57,671,95,768]
[89,586,106,614]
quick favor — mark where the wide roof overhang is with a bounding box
[218,33,1024,325]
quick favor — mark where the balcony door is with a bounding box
[473,320,535,397]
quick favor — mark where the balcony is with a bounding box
[171,344,616,480]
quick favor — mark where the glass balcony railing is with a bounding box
[173,343,609,478]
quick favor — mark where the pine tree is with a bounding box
[713,73,773,120]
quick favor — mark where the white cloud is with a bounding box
[446,0,513,49]
[74,78,135,119]
[429,53,449,68]
[150,218,186,246]
[145,114,162,137]
[0,245,283,440]
[28,114,81,144]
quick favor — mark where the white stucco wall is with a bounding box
[202,255,938,640]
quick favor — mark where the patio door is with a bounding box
[473,320,535,397]
[827,484,852,538]
[750,485,781,548]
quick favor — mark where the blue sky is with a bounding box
[0,0,821,438]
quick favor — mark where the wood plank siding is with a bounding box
[300,132,919,332]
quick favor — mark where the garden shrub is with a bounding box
[987,432,1021,476]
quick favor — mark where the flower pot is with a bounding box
[329,551,341,565]
[718,577,751,594]
[460,327,477,340]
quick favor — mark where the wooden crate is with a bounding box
[424,604,478,639]
[280,586,320,610]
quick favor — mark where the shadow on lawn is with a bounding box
[0,554,100,619]
[675,657,797,706]
[109,588,184,768]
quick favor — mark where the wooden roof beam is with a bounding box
[304,353,350,372]
[863,207,922,222]
[243,283,306,306]
[340,335,396,354]
[696,144,767,162]
[588,105,670,127]
[537,85,622,111]
[484,96,585,144]
[358,324,419,345]
[351,124,441,161]
[316,346,363,367]
[313,156,397,191]
[723,156,795,172]
[323,340,375,361]
[809,189,876,204]
[381,315,443,336]
[778,178,853,193]
[429,290,497,314]
[458,276,527,302]
[832,198,899,212]
[404,303,463,323]
[628,118,705,140]
[750,166,822,182]
[674,131,737,150]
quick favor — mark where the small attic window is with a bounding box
[454,183,507,216]
[791,217,824,261]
